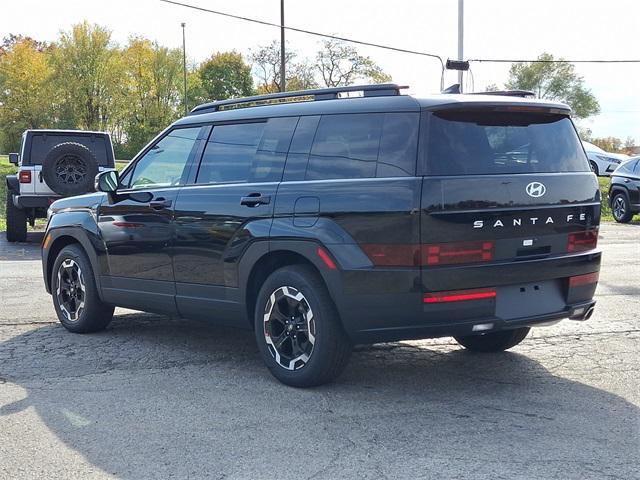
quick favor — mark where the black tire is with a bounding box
[254,265,352,387]
[454,327,530,353]
[51,244,114,333]
[5,191,27,243]
[589,160,599,176]
[611,192,633,223]
[42,142,98,196]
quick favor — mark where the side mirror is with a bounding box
[8,153,19,165]
[95,170,119,193]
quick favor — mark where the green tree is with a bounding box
[198,51,253,101]
[315,39,391,87]
[50,22,119,130]
[505,52,600,119]
[0,39,54,151]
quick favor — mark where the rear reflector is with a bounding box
[19,170,31,183]
[317,247,337,270]
[568,230,598,253]
[423,241,494,266]
[423,288,496,304]
[569,271,599,288]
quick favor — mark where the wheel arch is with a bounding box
[609,185,630,206]
[240,241,343,331]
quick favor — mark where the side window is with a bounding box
[633,160,640,174]
[307,114,383,180]
[128,127,202,189]
[196,118,297,184]
[377,113,419,177]
[283,115,320,181]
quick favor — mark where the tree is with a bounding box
[198,51,253,101]
[315,39,391,87]
[505,52,599,119]
[50,22,119,130]
[250,41,317,93]
[118,37,184,157]
[0,39,54,151]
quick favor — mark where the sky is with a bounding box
[2,0,639,141]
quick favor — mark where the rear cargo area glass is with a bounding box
[426,110,589,175]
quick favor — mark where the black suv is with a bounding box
[42,84,601,387]
[609,157,640,222]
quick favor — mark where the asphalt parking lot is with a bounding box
[0,224,638,480]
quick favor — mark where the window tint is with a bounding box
[128,127,202,189]
[633,160,640,174]
[283,115,320,181]
[426,111,589,176]
[377,113,419,177]
[307,114,383,180]
[196,118,297,184]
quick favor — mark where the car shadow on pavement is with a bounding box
[0,313,637,479]
[0,231,44,260]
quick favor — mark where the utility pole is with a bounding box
[457,0,464,91]
[181,22,188,115]
[280,0,286,92]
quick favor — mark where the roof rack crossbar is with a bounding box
[190,83,408,114]
[469,89,536,98]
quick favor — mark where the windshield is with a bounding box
[426,110,589,176]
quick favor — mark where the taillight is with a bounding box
[424,287,496,304]
[568,230,598,253]
[423,241,494,266]
[569,271,599,288]
[19,170,31,183]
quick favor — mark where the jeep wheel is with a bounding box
[42,142,98,196]
[454,327,530,353]
[52,244,114,333]
[612,193,633,223]
[5,191,27,243]
[255,265,352,387]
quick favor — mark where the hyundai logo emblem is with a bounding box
[526,182,546,198]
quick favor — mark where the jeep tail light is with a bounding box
[424,288,496,304]
[19,170,31,183]
[569,271,599,288]
[423,241,494,266]
[567,230,598,253]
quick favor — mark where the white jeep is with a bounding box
[5,129,116,242]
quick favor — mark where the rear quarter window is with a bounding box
[304,112,418,180]
[424,110,589,176]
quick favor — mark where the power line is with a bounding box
[470,58,640,64]
[158,0,445,68]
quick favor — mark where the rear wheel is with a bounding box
[454,327,530,352]
[589,161,599,176]
[5,191,27,243]
[612,193,633,223]
[51,244,114,333]
[254,265,352,387]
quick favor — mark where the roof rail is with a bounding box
[190,83,408,115]
[469,89,535,98]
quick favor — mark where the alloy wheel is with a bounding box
[263,286,316,370]
[55,155,87,185]
[56,259,86,322]
[613,196,626,220]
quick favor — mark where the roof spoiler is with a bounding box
[469,89,536,98]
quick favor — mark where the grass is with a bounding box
[0,155,634,231]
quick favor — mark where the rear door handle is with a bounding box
[240,193,271,207]
[150,198,172,210]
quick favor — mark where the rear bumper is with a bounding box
[331,250,601,344]
[13,195,60,210]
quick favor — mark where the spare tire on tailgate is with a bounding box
[42,142,98,196]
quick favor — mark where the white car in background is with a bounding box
[582,141,629,176]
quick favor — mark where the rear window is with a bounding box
[425,110,589,176]
[27,134,112,166]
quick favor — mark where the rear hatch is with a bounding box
[420,106,600,321]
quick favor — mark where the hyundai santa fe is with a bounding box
[42,84,601,387]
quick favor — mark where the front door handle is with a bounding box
[240,193,271,207]
[150,198,172,210]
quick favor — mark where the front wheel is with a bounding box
[454,327,530,353]
[254,265,352,387]
[612,193,633,223]
[589,160,599,176]
[52,244,114,333]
